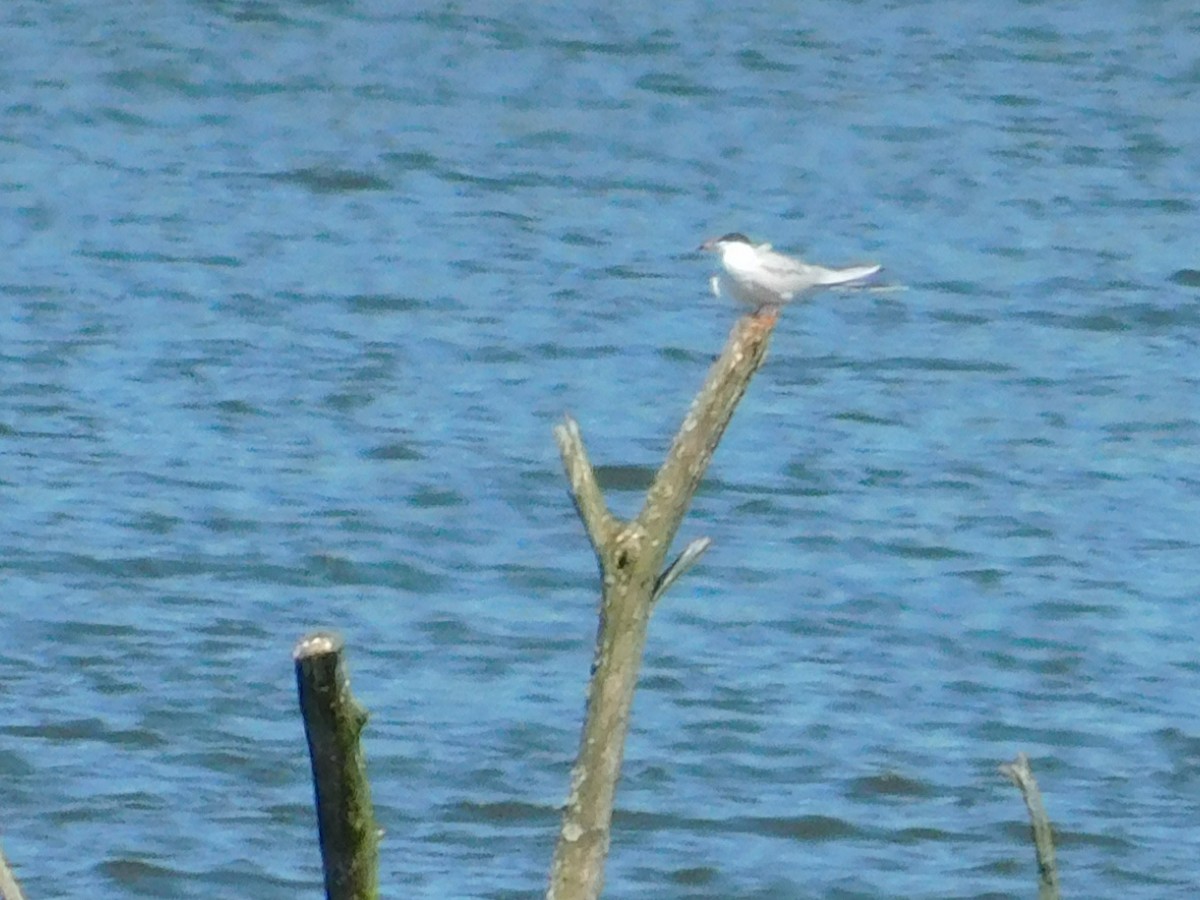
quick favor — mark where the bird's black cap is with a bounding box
[717,232,752,244]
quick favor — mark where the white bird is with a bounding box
[699,232,882,311]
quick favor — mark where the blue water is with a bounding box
[3,2,1200,897]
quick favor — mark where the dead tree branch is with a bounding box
[1000,753,1061,900]
[547,311,777,900]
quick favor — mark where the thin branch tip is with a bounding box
[554,411,617,557]
[651,536,713,604]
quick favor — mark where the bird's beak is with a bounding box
[698,238,717,252]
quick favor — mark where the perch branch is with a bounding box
[547,311,777,900]
[637,311,776,544]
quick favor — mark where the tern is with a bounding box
[699,232,881,311]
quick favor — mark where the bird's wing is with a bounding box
[755,248,814,279]
[814,263,882,286]
[732,248,816,299]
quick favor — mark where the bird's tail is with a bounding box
[817,264,882,286]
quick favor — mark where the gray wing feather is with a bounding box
[761,249,881,290]
[754,248,823,296]
[756,248,813,279]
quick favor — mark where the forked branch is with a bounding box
[547,311,777,900]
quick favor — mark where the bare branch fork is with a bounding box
[547,311,778,900]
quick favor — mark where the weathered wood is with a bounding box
[1000,753,1060,900]
[295,632,379,900]
[0,843,27,900]
[547,311,777,900]
[554,416,621,564]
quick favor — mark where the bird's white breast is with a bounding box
[719,241,761,276]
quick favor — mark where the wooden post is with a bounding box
[295,632,379,900]
[547,312,778,900]
[1000,753,1061,900]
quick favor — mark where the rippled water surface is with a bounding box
[4,2,1200,897]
